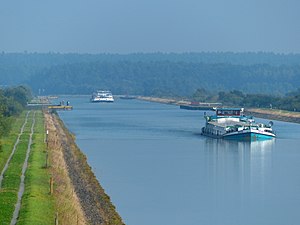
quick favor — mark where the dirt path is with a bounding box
[10,112,36,225]
[0,111,30,189]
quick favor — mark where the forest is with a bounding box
[1,52,300,96]
[29,60,300,96]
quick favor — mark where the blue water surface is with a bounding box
[58,96,300,225]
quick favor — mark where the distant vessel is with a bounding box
[201,108,276,141]
[120,95,136,100]
[179,102,222,110]
[90,90,114,103]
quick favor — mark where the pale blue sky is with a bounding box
[0,0,299,53]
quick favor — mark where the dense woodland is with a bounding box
[27,61,300,96]
[0,86,32,141]
[1,52,300,96]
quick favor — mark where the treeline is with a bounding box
[193,88,300,112]
[1,52,300,96]
[0,86,32,139]
[28,61,300,96]
[1,52,300,88]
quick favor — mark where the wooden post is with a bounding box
[50,177,53,195]
[55,212,58,225]
[46,129,49,146]
[45,152,48,168]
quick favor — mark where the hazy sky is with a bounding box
[1,0,299,53]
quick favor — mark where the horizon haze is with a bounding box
[1,0,299,54]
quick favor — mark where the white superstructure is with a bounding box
[90,90,114,103]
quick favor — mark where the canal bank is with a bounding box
[45,111,124,225]
[245,108,300,124]
[137,96,300,124]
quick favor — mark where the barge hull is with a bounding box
[202,130,275,141]
[223,132,275,141]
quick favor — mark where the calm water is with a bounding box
[58,96,300,225]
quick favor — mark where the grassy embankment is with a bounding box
[44,111,87,224]
[245,108,300,123]
[0,111,55,225]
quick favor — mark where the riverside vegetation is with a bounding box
[192,88,300,112]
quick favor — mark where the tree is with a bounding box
[192,88,210,102]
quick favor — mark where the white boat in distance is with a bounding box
[90,90,114,103]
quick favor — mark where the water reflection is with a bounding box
[203,138,275,223]
[204,138,275,152]
[204,138,275,187]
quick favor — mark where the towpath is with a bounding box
[10,111,36,225]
